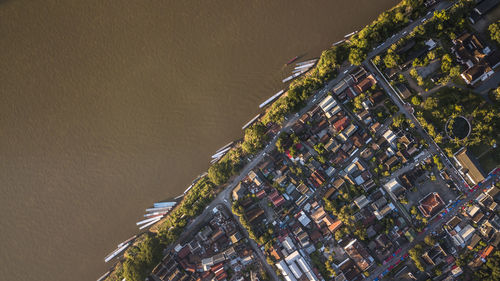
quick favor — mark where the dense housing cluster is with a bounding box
[102,1,500,281]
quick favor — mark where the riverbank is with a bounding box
[101,1,432,280]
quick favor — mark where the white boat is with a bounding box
[332,39,345,46]
[139,217,162,230]
[294,63,315,70]
[211,152,228,160]
[242,114,261,130]
[137,215,163,226]
[117,235,137,248]
[144,211,169,217]
[184,184,194,194]
[282,70,307,83]
[145,206,172,213]
[173,194,184,200]
[104,243,130,263]
[215,142,233,154]
[153,202,176,208]
[344,30,358,38]
[97,271,110,281]
[259,90,285,108]
[282,74,296,83]
[212,147,231,158]
[211,151,226,159]
[295,59,317,66]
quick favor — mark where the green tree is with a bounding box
[208,161,231,185]
[122,235,163,281]
[384,52,400,68]
[411,95,422,106]
[441,54,452,73]
[449,65,461,77]
[422,97,438,110]
[242,122,268,154]
[317,47,340,78]
[489,21,500,45]
[474,250,500,281]
[410,68,418,78]
[424,235,436,246]
[408,244,425,271]
[275,132,289,153]
[433,155,444,170]
[349,47,367,65]
[427,50,436,61]
[392,114,406,128]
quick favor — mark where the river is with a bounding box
[0,0,397,280]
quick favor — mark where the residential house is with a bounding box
[344,239,375,271]
[354,75,376,93]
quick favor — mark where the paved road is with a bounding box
[367,169,499,281]
[380,149,432,225]
[366,60,468,192]
[168,2,461,279]
[172,62,358,281]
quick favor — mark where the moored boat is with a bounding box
[259,90,285,108]
[104,243,130,263]
[286,56,299,65]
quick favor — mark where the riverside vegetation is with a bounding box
[105,1,439,280]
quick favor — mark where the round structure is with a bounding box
[445,116,471,140]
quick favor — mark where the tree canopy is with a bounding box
[489,21,500,45]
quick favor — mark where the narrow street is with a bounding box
[166,2,467,280]
[174,63,358,281]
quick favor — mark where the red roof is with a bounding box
[211,263,223,272]
[256,189,266,199]
[216,272,227,280]
[418,192,445,217]
[480,246,494,259]
[272,196,285,207]
[178,246,191,259]
[333,116,349,131]
[268,189,280,201]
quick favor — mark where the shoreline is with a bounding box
[100,0,438,280]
